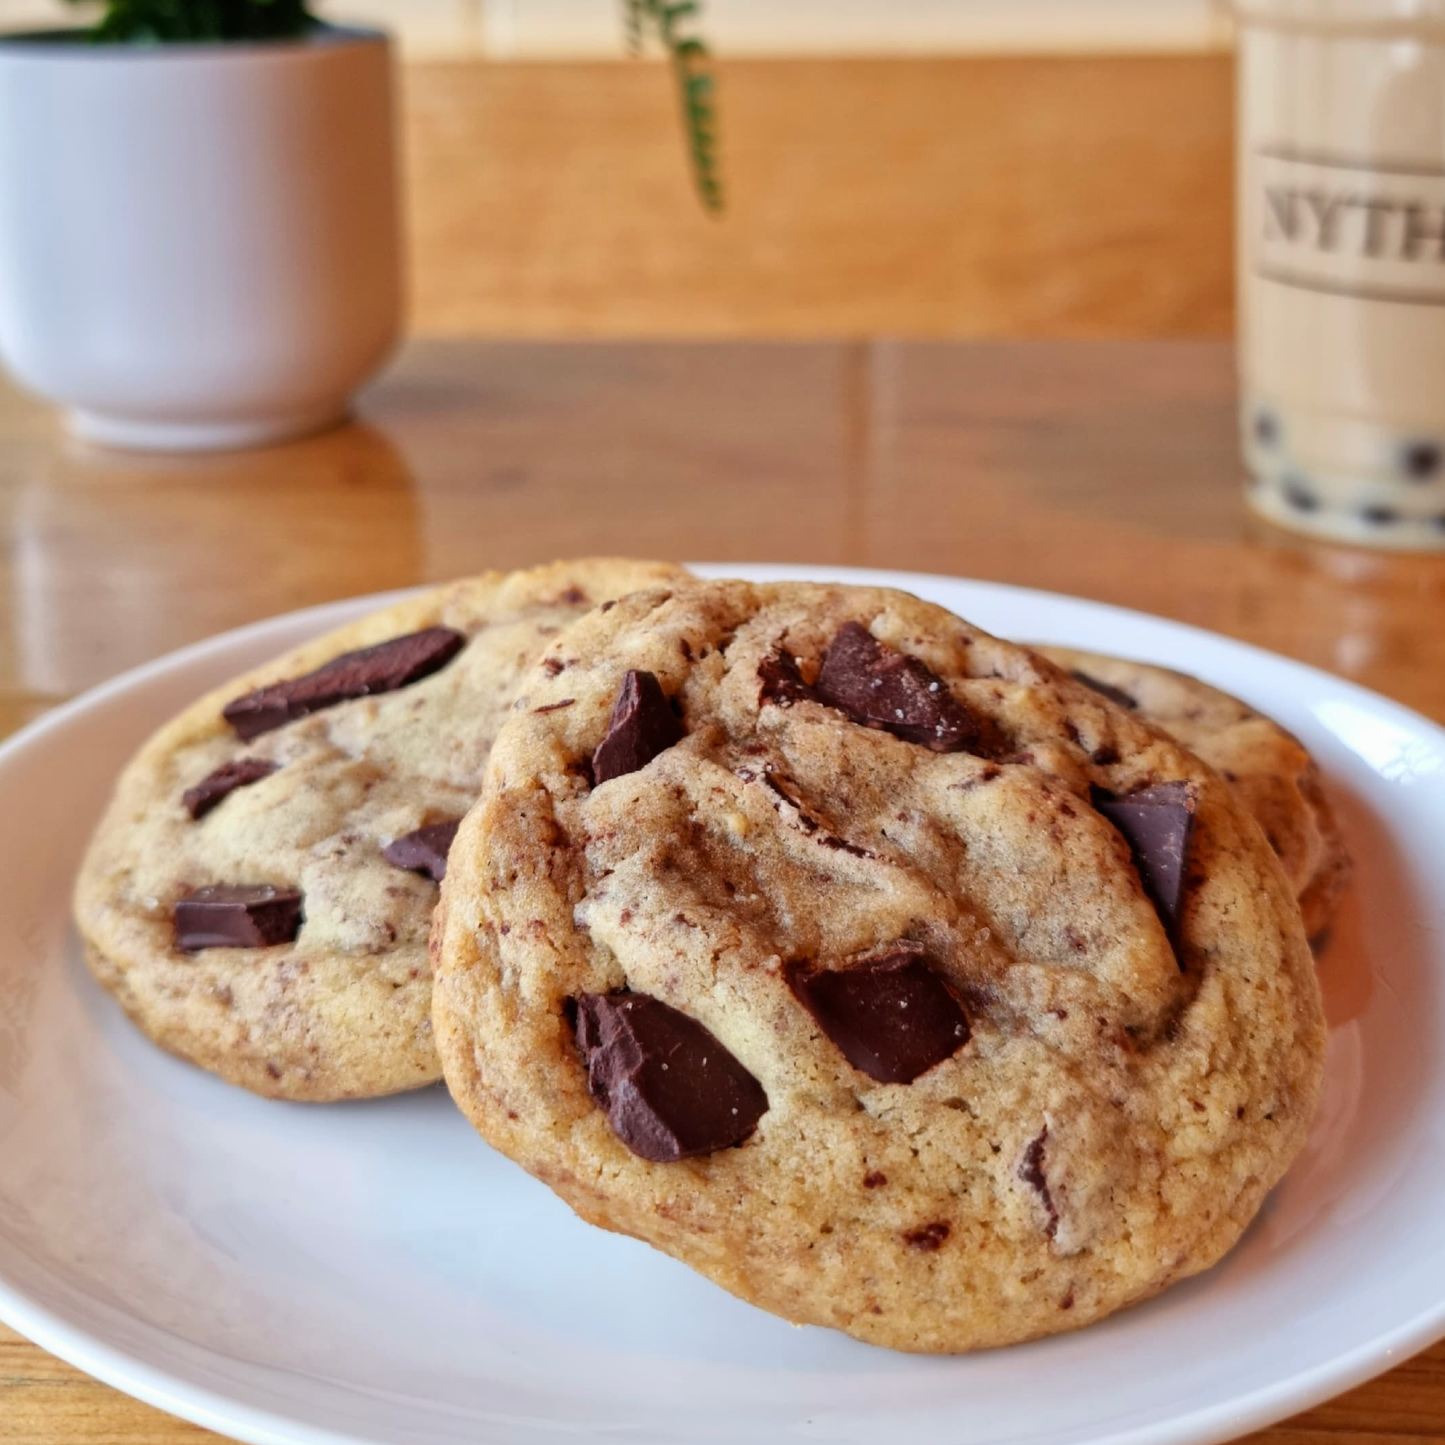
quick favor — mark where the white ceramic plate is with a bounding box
[1,563,1442,1445]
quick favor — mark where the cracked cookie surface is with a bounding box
[74,558,686,1101]
[1037,647,1350,942]
[433,579,1325,1352]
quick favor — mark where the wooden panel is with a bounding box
[8,1317,1445,1443]
[482,0,1232,57]
[401,55,1235,338]
[0,695,51,739]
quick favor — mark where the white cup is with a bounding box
[0,27,401,452]
[1236,0,1445,548]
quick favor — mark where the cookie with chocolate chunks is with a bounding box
[73,558,689,1101]
[1038,646,1350,942]
[433,578,1323,1353]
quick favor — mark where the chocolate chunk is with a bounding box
[815,622,978,752]
[182,757,279,819]
[1018,1127,1058,1236]
[1070,669,1137,712]
[222,627,466,740]
[903,1221,951,1251]
[786,945,970,1084]
[175,884,303,951]
[1092,781,1198,939]
[382,819,462,883]
[572,992,768,1162]
[758,649,811,707]
[591,670,684,785]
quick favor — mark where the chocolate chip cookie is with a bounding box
[1036,647,1350,942]
[74,558,687,1102]
[432,579,1325,1353]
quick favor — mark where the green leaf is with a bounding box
[627,0,723,214]
[656,1,698,40]
[64,0,318,43]
[620,0,644,56]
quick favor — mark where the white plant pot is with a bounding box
[0,26,401,452]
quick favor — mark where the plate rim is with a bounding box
[3,562,1444,1445]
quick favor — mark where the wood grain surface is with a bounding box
[2,337,1444,1444]
[401,55,1234,338]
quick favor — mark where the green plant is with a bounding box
[63,0,721,212]
[65,0,316,42]
[624,0,722,213]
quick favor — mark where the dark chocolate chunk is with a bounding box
[1092,780,1198,939]
[591,670,684,785]
[1019,1128,1059,1236]
[902,1221,951,1251]
[1402,441,1441,480]
[222,627,466,740]
[175,884,303,951]
[758,649,811,707]
[814,622,978,752]
[382,819,462,883]
[1252,411,1278,447]
[1360,505,1400,526]
[1069,669,1137,712]
[572,992,768,1161]
[182,757,279,819]
[786,944,970,1084]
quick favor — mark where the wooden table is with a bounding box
[2,337,1443,1443]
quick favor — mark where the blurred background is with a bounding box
[0,0,1236,340]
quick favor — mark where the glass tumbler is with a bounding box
[1236,0,1445,548]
